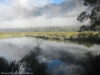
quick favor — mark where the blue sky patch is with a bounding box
[50,0,64,4]
[0,0,10,5]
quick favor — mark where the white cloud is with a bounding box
[0,0,88,28]
[12,0,49,8]
[0,16,84,28]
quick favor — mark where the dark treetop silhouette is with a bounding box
[77,0,100,31]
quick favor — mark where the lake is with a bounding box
[0,37,100,75]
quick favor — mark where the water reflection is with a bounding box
[0,37,99,59]
[0,37,100,75]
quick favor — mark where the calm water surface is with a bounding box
[0,37,99,60]
[0,37,100,75]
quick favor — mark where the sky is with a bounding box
[0,0,89,28]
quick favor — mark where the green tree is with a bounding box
[77,0,100,31]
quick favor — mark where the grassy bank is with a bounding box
[0,32,100,43]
